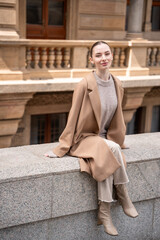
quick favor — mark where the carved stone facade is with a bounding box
[27,92,73,106]
[0,0,160,148]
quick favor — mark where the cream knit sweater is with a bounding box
[94,72,118,138]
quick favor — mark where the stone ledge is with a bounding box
[0,75,160,93]
[0,133,159,183]
[0,133,160,233]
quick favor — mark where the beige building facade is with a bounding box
[0,0,160,148]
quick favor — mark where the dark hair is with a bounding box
[90,41,110,57]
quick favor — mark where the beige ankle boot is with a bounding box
[115,184,138,218]
[97,201,118,236]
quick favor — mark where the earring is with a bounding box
[91,62,95,68]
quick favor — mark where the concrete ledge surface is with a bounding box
[0,133,160,240]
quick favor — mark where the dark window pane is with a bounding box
[30,113,68,144]
[126,107,146,134]
[51,113,68,142]
[27,0,43,25]
[31,115,45,144]
[126,112,136,135]
[151,5,160,31]
[48,0,64,26]
[125,5,130,31]
[151,105,160,132]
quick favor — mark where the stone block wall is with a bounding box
[0,133,160,240]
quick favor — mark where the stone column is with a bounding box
[126,0,144,39]
[144,0,152,32]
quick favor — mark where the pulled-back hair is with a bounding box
[90,41,110,57]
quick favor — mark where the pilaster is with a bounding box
[0,93,34,148]
[144,0,152,32]
[0,0,19,39]
[123,87,152,124]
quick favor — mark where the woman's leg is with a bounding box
[97,139,138,236]
[97,139,126,236]
[101,139,138,218]
[98,175,114,202]
[98,174,118,236]
[98,139,129,203]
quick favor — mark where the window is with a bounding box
[27,0,67,39]
[30,113,68,144]
[151,0,160,31]
[125,0,130,31]
[126,107,146,135]
[151,105,160,132]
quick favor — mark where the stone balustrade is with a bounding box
[26,47,71,70]
[0,133,160,240]
[26,45,128,70]
[1,39,160,80]
[25,42,160,72]
[25,41,129,70]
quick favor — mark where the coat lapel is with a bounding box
[86,72,101,130]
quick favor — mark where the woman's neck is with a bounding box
[95,70,110,81]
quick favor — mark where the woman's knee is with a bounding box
[105,140,121,153]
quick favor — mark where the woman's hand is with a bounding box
[44,151,58,158]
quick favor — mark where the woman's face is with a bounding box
[90,43,113,71]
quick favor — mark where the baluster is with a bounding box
[156,48,160,66]
[119,48,125,67]
[26,47,32,69]
[146,48,152,66]
[113,48,120,67]
[153,47,157,66]
[63,47,70,68]
[48,47,55,69]
[41,47,47,69]
[150,47,157,66]
[34,47,40,69]
[55,47,62,68]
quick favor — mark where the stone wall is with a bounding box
[0,133,160,240]
[0,75,159,149]
[75,0,126,40]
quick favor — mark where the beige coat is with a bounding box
[53,71,126,182]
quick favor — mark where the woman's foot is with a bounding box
[98,201,118,236]
[115,184,138,218]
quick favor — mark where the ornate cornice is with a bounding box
[145,87,160,97]
[27,92,73,106]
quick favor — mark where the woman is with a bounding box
[45,41,138,236]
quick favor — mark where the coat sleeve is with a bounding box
[53,79,86,157]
